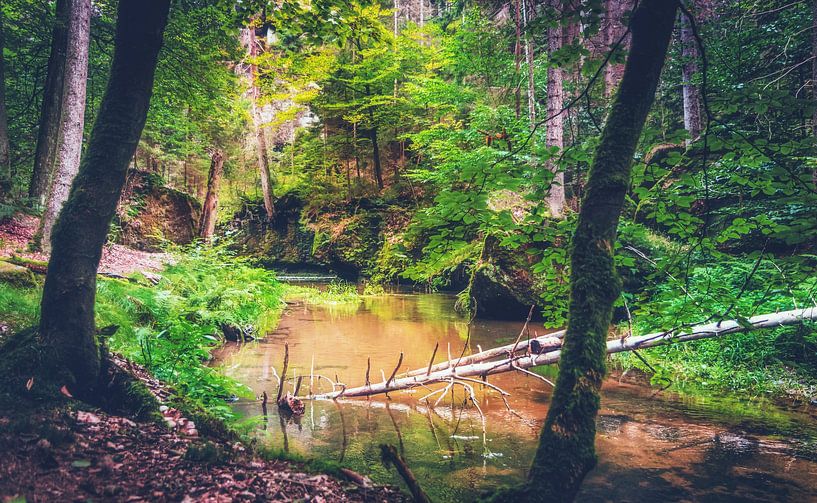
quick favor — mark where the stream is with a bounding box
[214,292,817,502]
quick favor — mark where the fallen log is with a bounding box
[307,308,817,400]
[403,331,563,378]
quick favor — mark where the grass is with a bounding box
[612,256,817,400]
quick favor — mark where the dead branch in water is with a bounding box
[380,444,431,503]
[304,308,817,400]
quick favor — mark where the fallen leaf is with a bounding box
[60,385,73,398]
[72,459,92,468]
[26,377,34,391]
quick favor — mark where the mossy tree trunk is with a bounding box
[523,1,679,500]
[29,0,69,205]
[38,0,170,395]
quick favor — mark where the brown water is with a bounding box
[215,293,817,502]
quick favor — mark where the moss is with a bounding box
[184,441,233,465]
[0,260,38,287]
[0,327,161,421]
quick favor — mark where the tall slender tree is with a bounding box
[0,11,10,189]
[37,0,92,252]
[29,0,69,205]
[545,0,565,217]
[811,0,817,182]
[243,27,275,220]
[501,1,680,500]
[199,149,225,240]
[680,9,703,144]
[39,0,171,394]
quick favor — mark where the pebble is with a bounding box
[159,405,169,413]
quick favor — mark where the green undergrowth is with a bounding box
[612,256,817,400]
[0,243,286,421]
[284,281,364,305]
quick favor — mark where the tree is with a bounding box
[680,8,703,144]
[243,26,275,220]
[199,149,224,239]
[812,0,817,187]
[545,0,565,217]
[506,0,679,500]
[39,0,170,394]
[37,0,92,252]
[29,0,69,205]
[0,10,10,189]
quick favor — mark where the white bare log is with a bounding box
[307,308,817,400]
[404,331,564,377]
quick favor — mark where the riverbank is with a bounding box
[0,231,403,501]
[0,357,401,502]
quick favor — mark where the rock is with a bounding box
[470,237,543,320]
[76,411,101,424]
[219,323,254,342]
[116,170,201,252]
[0,260,37,287]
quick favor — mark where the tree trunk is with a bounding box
[0,12,10,190]
[603,0,630,97]
[514,0,522,119]
[812,0,817,187]
[39,0,170,395]
[680,11,703,144]
[199,149,224,240]
[525,0,536,133]
[29,0,70,205]
[245,28,274,220]
[37,0,92,253]
[545,0,565,218]
[370,127,384,189]
[524,1,678,500]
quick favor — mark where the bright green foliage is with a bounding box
[0,244,285,419]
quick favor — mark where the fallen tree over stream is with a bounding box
[304,307,817,400]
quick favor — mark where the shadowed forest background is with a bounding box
[1,0,817,501]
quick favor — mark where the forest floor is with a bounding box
[0,354,402,502]
[0,213,168,276]
[0,212,404,502]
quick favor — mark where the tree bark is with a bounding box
[370,126,384,189]
[0,12,10,190]
[37,0,92,253]
[525,0,536,133]
[514,0,522,119]
[680,10,703,144]
[603,0,630,97]
[244,28,274,220]
[545,0,565,218]
[812,0,817,186]
[39,0,170,395]
[524,1,678,500]
[29,0,70,205]
[199,149,224,240]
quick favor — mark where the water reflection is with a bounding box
[214,293,817,502]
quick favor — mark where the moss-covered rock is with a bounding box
[470,237,544,320]
[233,193,389,279]
[0,260,37,287]
[115,170,201,252]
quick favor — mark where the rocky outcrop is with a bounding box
[233,193,386,279]
[116,170,201,252]
[471,237,544,320]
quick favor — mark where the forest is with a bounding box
[1,0,817,501]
